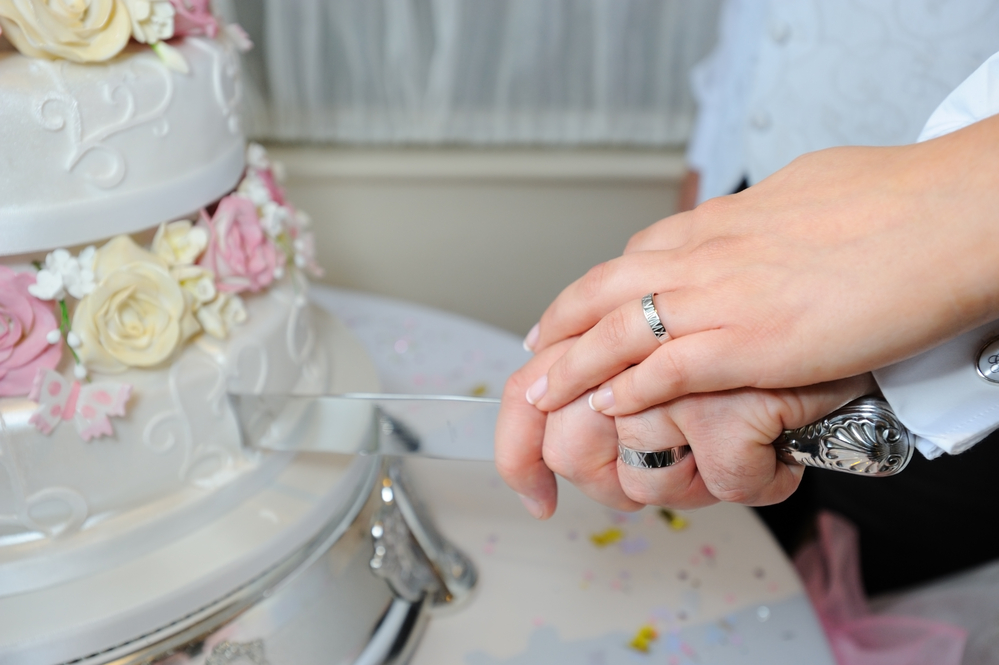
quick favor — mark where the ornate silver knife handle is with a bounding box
[774,396,914,477]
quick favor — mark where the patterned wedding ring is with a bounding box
[618,443,691,469]
[642,293,669,341]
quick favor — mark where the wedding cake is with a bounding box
[0,5,457,664]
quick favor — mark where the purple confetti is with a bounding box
[620,537,649,554]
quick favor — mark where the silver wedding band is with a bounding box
[642,293,669,341]
[618,443,691,469]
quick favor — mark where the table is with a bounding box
[312,286,836,665]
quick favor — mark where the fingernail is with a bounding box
[523,323,540,352]
[525,374,548,405]
[588,387,615,412]
[519,494,544,519]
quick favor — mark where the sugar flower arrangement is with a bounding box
[0,145,321,440]
[0,0,251,72]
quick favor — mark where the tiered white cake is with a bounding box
[0,8,395,664]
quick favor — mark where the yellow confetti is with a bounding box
[658,508,689,531]
[628,624,659,653]
[590,527,624,547]
[470,383,489,397]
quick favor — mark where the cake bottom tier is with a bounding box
[0,454,429,665]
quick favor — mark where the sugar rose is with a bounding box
[169,0,218,38]
[0,267,62,397]
[0,0,131,63]
[73,236,200,374]
[197,196,281,294]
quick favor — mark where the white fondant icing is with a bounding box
[0,37,245,255]
[0,278,317,548]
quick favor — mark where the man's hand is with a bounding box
[497,334,877,516]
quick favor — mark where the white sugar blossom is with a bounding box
[292,231,323,277]
[196,293,247,339]
[153,220,208,266]
[171,265,217,305]
[125,0,175,44]
[246,143,271,171]
[260,201,292,238]
[28,247,96,301]
[237,172,273,208]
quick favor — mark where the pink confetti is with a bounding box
[767,581,780,593]
[724,593,737,604]
[582,570,596,581]
[610,579,622,591]
[483,544,495,554]
[701,544,717,559]
[532,617,545,627]
[681,643,697,658]
[394,338,409,354]
[567,530,578,540]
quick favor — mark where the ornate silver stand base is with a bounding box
[71,459,474,665]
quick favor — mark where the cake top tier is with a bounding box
[0,4,249,256]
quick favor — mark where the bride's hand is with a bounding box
[524,117,999,417]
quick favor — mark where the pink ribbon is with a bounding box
[795,511,967,665]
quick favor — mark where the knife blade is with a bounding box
[231,393,501,462]
[231,393,914,475]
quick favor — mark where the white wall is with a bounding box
[269,147,685,335]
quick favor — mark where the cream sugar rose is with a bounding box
[0,144,321,441]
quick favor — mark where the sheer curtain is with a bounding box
[221,0,721,146]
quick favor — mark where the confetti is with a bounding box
[590,527,624,547]
[568,530,579,541]
[470,383,489,397]
[627,625,659,653]
[700,544,717,560]
[658,508,689,530]
[756,605,771,622]
[620,536,649,554]
[754,567,765,579]
[724,592,737,604]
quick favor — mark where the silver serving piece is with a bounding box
[72,459,470,665]
[773,396,914,476]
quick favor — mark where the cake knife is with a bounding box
[231,393,914,476]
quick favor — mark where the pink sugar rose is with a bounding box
[0,267,62,397]
[197,195,281,293]
[169,0,220,38]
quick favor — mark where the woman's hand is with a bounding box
[525,116,999,417]
[497,334,877,515]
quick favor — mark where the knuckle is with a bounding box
[579,261,614,302]
[701,448,766,505]
[620,472,671,506]
[599,306,634,351]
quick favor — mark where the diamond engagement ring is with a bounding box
[642,293,669,341]
[618,443,691,469]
